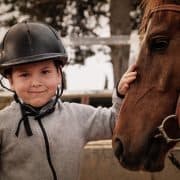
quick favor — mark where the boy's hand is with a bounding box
[117,64,137,96]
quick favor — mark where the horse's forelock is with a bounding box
[140,0,179,38]
[139,0,164,39]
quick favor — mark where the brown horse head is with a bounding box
[112,0,180,172]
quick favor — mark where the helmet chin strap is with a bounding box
[14,87,60,180]
[58,67,64,97]
[176,95,180,126]
[0,76,14,93]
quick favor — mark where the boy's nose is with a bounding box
[31,77,42,87]
[32,83,42,87]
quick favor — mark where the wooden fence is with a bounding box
[62,35,130,46]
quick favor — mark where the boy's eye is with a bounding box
[42,70,51,74]
[19,73,29,77]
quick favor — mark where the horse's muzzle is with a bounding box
[112,134,166,171]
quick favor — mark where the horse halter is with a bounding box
[149,4,180,18]
[154,99,180,169]
[156,114,180,143]
[154,93,180,144]
[142,4,180,33]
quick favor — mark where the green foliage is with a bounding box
[0,0,141,64]
[0,0,109,37]
[130,0,142,29]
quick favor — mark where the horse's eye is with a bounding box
[149,36,169,52]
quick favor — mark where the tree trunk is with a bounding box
[110,0,131,84]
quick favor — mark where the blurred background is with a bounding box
[0,0,141,93]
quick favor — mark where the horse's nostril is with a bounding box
[114,137,124,160]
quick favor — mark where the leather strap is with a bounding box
[149,4,180,18]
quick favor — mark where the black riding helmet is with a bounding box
[0,22,68,76]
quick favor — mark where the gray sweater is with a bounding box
[0,91,122,180]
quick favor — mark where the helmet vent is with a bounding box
[48,25,60,40]
[25,22,34,53]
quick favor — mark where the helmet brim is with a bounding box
[0,53,67,76]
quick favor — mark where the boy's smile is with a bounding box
[8,60,61,107]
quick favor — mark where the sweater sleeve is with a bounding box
[77,89,123,142]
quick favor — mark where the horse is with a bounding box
[112,0,180,172]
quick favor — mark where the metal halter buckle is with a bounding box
[157,114,180,143]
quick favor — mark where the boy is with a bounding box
[0,22,137,180]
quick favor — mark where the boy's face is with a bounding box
[8,60,61,107]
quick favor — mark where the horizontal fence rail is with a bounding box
[63,35,130,46]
